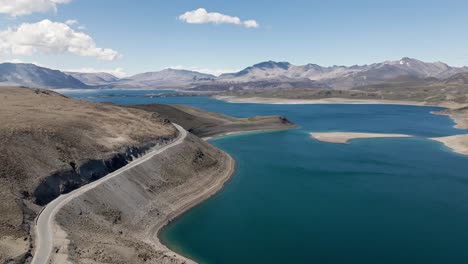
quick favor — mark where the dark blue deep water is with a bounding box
[63,90,468,264]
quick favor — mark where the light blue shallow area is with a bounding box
[63,90,468,264]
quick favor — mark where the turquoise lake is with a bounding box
[63,90,468,263]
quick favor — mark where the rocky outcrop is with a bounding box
[33,138,174,206]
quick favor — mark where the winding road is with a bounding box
[31,124,187,264]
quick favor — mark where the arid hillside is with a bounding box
[0,87,178,263]
[130,104,296,138]
[0,87,297,264]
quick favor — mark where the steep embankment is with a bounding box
[53,133,233,263]
[0,87,178,263]
[130,104,297,138]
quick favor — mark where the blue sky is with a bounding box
[1,0,468,76]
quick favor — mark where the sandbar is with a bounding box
[310,132,412,144]
[430,135,468,156]
[215,96,434,106]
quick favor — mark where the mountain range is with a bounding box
[0,63,88,89]
[65,71,120,86]
[1,58,468,90]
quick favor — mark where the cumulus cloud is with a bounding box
[0,20,121,60]
[0,0,71,17]
[178,8,259,28]
[66,67,127,78]
[243,20,259,28]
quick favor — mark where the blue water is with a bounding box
[63,90,468,263]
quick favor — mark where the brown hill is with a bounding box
[129,104,296,138]
[0,87,177,262]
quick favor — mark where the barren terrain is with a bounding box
[130,104,297,138]
[0,87,177,263]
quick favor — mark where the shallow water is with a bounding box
[64,90,468,263]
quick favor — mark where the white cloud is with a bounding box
[167,65,240,76]
[65,19,78,26]
[243,20,259,28]
[0,0,71,17]
[65,67,127,78]
[178,8,259,28]
[0,20,121,60]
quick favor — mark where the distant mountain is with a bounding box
[191,77,328,91]
[444,72,468,85]
[0,63,87,89]
[65,72,119,85]
[2,58,468,90]
[218,61,365,82]
[114,69,216,88]
[219,61,293,80]
[216,58,468,89]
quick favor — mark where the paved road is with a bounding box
[31,124,187,264]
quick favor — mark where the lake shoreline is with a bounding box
[151,149,235,264]
[153,126,297,264]
[202,127,296,141]
[216,95,468,155]
[429,135,468,156]
[214,95,442,106]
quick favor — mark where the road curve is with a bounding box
[31,123,187,264]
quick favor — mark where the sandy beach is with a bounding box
[215,95,436,106]
[310,132,468,156]
[430,135,468,156]
[310,132,412,144]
